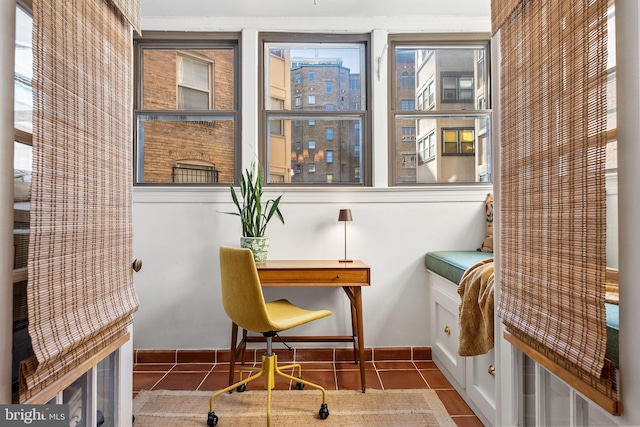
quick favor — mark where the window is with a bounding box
[401,99,415,110]
[326,150,334,163]
[295,73,301,84]
[401,72,410,87]
[270,98,284,135]
[134,33,240,185]
[173,160,218,183]
[389,35,490,184]
[426,80,435,108]
[442,128,475,155]
[401,127,416,142]
[261,33,370,185]
[418,131,435,163]
[442,73,473,103]
[326,128,334,140]
[14,5,32,135]
[401,154,416,168]
[177,53,212,110]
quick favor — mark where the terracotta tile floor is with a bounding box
[133,348,484,426]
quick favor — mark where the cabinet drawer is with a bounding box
[466,349,496,423]
[259,269,369,284]
[259,268,369,285]
[432,286,465,386]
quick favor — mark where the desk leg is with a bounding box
[354,287,366,393]
[350,302,358,364]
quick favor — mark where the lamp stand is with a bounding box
[339,221,353,263]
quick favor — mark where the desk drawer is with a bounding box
[259,268,369,285]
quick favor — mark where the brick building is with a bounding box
[140,48,235,184]
[290,60,362,184]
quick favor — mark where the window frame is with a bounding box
[132,31,242,186]
[387,33,491,186]
[258,32,372,186]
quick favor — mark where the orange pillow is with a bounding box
[480,193,493,253]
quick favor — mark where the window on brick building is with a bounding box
[260,33,370,185]
[177,53,212,110]
[133,32,240,185]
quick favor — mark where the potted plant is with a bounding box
[223,161,284,263]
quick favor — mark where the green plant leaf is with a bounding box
[218,161,285,238]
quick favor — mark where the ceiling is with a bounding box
[140,0,490,18]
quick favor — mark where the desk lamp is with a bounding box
[338,209,353,262]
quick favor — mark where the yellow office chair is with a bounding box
[207,246,332,427]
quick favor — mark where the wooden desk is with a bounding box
[228,260,370,392]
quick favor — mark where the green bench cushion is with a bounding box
[425,250,494,285]
[425,250,619,368]
[605,303,619,367]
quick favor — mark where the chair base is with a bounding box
[207,354,329,427]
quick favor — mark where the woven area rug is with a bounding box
[133,389,456,426]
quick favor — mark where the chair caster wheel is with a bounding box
[207,411,218,426]
[236,383,246,392]
[296,380,304,390]
[318,403,329,420]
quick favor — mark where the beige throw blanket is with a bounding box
[457,258,494,357]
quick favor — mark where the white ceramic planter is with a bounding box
[240,237,270,263]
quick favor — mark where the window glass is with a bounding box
[177,54,211,110]
[15,5,32,134]
[262,34,369,184]
[390,37,490,184]
[134,35,239,185]
[269,118,363,184]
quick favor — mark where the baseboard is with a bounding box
[134,346,432,364]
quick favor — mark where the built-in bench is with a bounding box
[425,250,619,368]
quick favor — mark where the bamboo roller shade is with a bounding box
[21,0,140,401]
[495,0,617,406]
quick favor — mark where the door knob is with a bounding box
[444,325,451,335]
[132,259,142,272]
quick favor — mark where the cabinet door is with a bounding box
[466,348,496,423]
[432,286,465,386]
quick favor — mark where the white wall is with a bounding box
[132,6,493,351]
[615,1,640,424]
[132,188,490,349]
[1,0,16,404]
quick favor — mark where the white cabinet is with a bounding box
[432,285,466,386]
[429,270,496,426]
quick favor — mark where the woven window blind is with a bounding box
[495,0,617,411]
[491,0,521,34]
[20,0,139,401]
[112,0,141,34]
